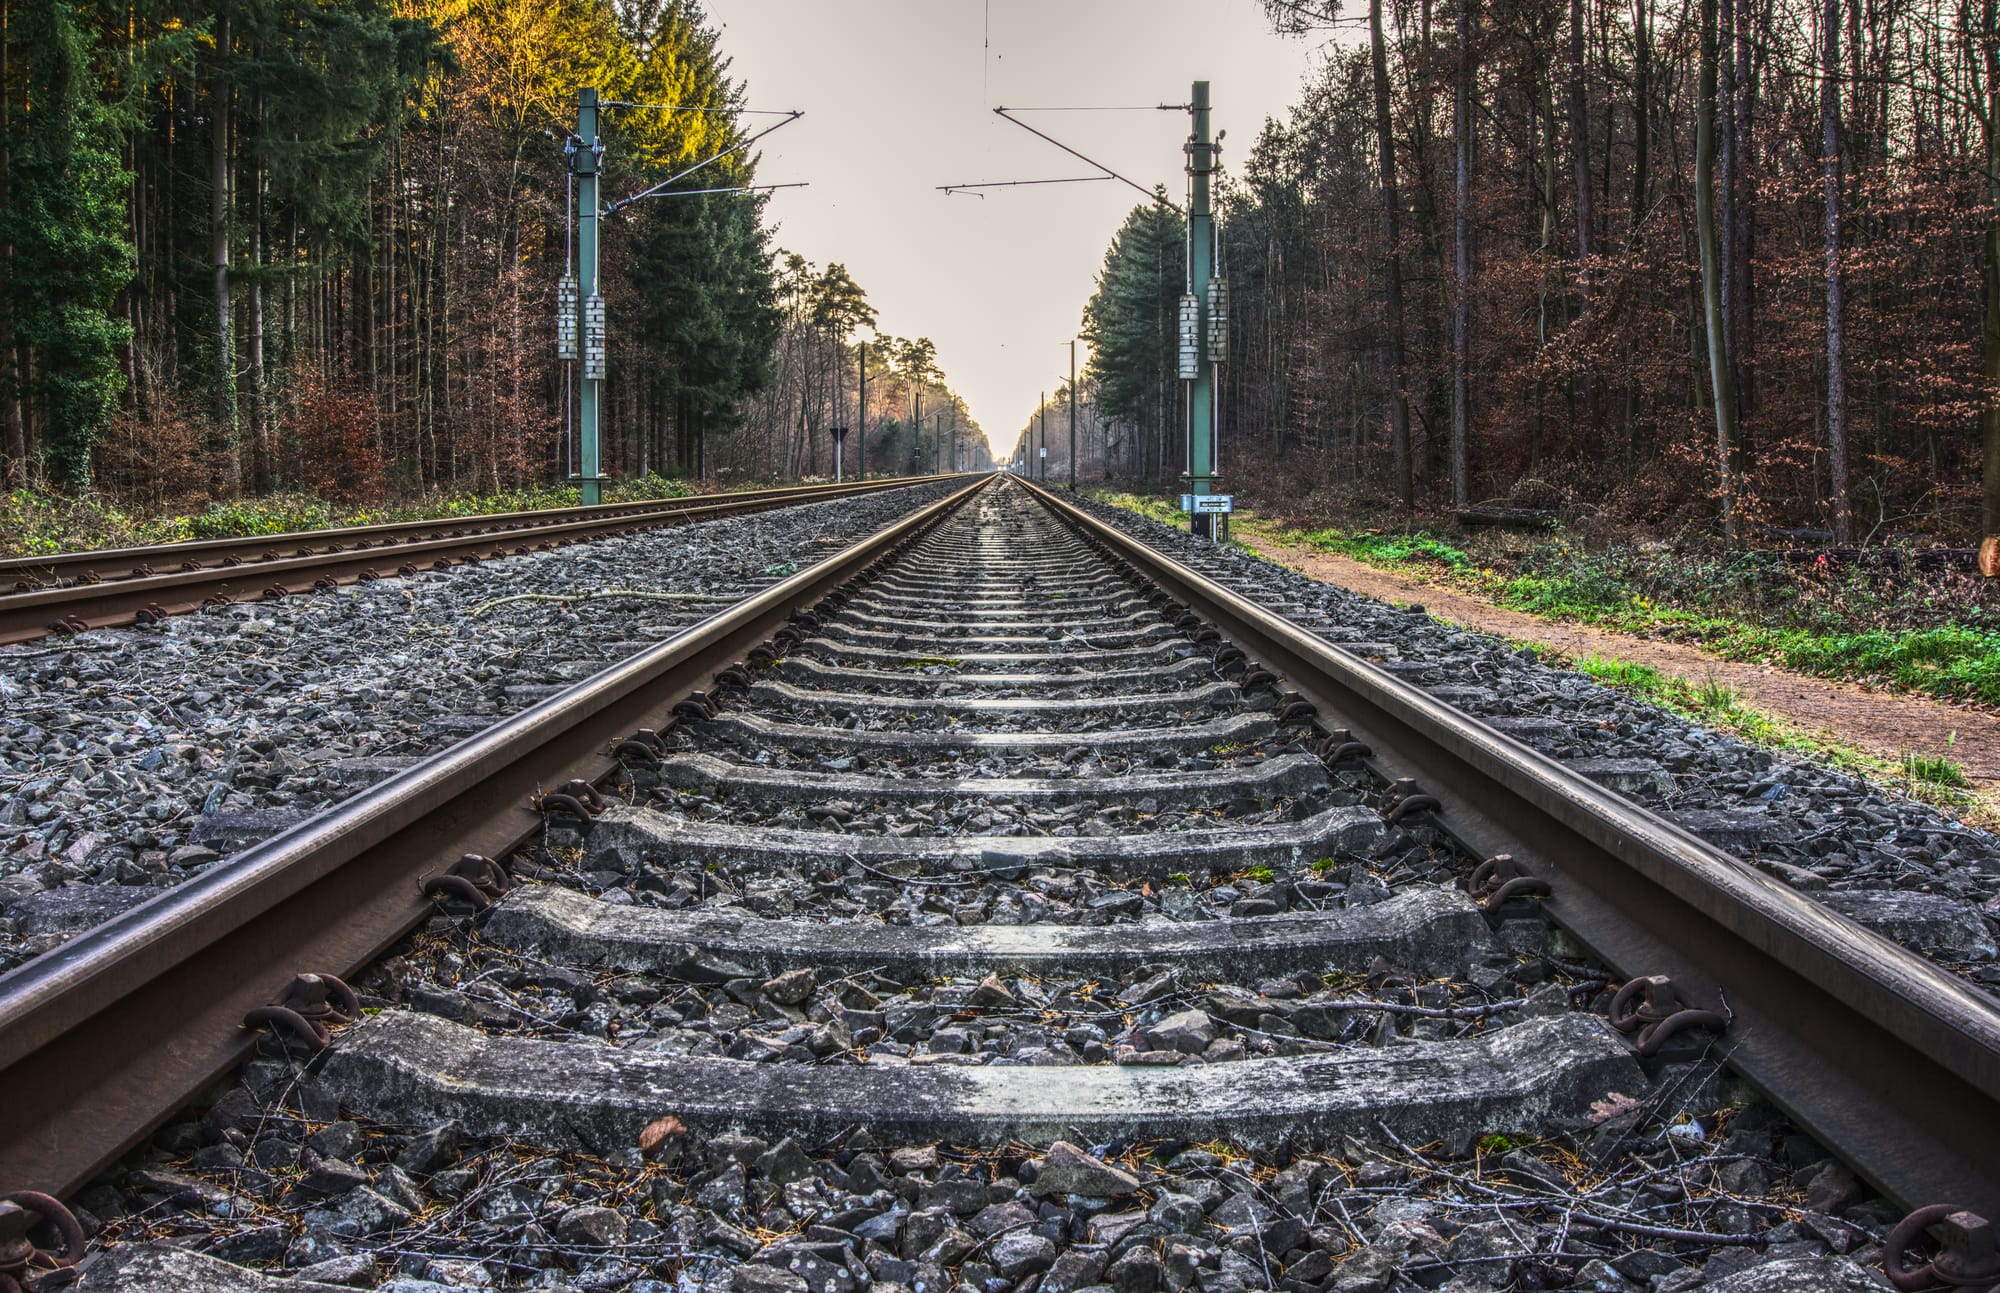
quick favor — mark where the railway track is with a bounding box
[4,474,1997,1292]
[0,475,959,645]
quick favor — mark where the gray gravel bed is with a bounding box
[1078,494,2000,987]
[61,481,1908,1292]
[0,482,959,972]
[364,894,1583,1070]
[72,1013,1895,1292]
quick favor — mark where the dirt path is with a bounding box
[1239,534,2000,797]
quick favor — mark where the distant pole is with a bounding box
[857,342,867,480]
[1185,80,1218,537]
[1038,392,1047,482]
[913,386,922,476]
[575,88,605,505]
[1068,340,1078,490]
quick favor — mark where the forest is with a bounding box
[0,0,984,511]
[1075,0,2000,545]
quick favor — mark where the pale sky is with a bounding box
[705,1,1333,456]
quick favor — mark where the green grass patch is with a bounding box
[1903,750,1971,790]
[1572,653,1976,814]
[1290,526,1473,571]
[1257,521,2000,711]
[1089,490,1189,528]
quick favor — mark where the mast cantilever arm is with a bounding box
[604,111,805,215]
[991,107,1183,213]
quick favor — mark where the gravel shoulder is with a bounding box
[1239,529,2000,805]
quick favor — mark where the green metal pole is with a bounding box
[857,342,867,480]
[1068,340,1078,490]
[1038,392,1046,481]
[1187,80,1215,538]
[577,88,603,505]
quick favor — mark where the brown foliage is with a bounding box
[285,376,385,505]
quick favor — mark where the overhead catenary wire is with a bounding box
[603,111,805,215]
[982,107,1185,212]
[605,182,808,213]
[600,101,803,116]
[997,104,1191,112]
[938,176,1113,197]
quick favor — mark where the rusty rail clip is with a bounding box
[615,728,667,768]
[1275,695,1319,724]
[1884,1206,2000,1292]
[424,856,520,916]
[423,853,516,912]
[1470,854,1554,912]
[1608,975,1730,1057]
[1383,779,1443,823]
[0,1191,84,1293]
[1318,729,1374,765]
[538,779,605,822]
[671,692,719,723]
[242,971,360,1055]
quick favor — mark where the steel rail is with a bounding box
[0,475,956,584]
[0,474,965,645]
[1018,478,2000,1220]
[0,476,989,1197]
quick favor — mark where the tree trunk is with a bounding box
[1630,0,1650,247]
[1730,0,1756,424]
[1371,0,1414,506]
[0,0,21,487]
[210,11,239,496]
[1982,0,2000,553]
[1567,0,1592,305]
[248,114,269,494]
[1821,0,1850,542]
[1451,0,1473,506]
[1697,0,1739,542]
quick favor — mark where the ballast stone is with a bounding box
[75,1243,354,1291]
[318,1010,1642,1152]
[1820,890,1999,960]
[1030,1140,1143,1198]
[1695,1256,1892,1291]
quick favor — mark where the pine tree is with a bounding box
[1081,201,1183,478]
[0,0,133,488]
